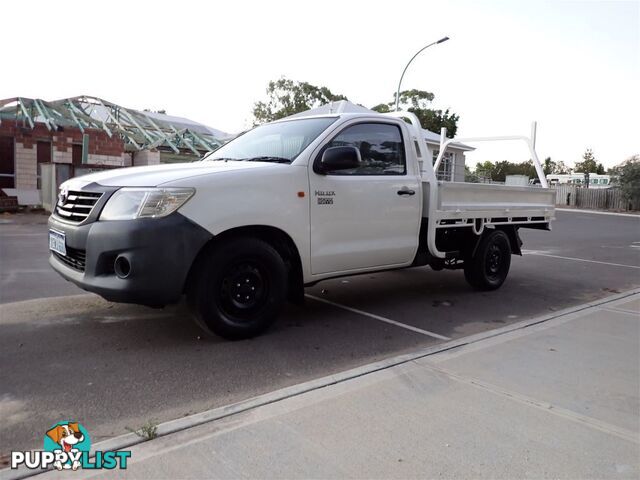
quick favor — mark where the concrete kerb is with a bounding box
[3,288,639,480]
[556,208,640,218]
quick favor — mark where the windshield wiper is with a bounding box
[240,156,291,164]
[205,157,240,162]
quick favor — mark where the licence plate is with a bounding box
[49,230,67,256]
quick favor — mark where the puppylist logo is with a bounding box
[11,421,131,471]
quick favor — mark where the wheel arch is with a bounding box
[184,225,305,304]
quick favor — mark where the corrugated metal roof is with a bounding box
[0,96,228,155]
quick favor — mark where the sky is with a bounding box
[2,0,638,169]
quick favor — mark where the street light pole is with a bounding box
[394,36,450,111]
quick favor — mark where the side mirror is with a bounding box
[316,146,361,174]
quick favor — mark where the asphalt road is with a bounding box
[0,209,638,455]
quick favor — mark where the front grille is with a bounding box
[55,190,103,223]
[53,247,87,272]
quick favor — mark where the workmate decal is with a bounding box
[10,421,131,471]
[315,190,335,205]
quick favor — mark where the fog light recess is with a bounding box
[114,255,131,279]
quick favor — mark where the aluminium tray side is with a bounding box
[422,182,556,220]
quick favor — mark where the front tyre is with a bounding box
[464,229,512,291]
[187,238,287,340]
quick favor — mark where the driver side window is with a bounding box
[323,123,406,175]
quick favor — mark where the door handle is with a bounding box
[397,188,416,196]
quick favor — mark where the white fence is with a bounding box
[552,185,638,211]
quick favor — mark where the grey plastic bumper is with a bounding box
[48,213,212,307]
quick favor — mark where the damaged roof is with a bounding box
[0,95,227,155]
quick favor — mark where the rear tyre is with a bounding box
[464,229,511,291]
[187,237,287,340]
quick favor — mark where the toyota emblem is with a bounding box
[58,188,68,206]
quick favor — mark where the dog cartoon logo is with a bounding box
[11,420,130,471]
[43,421,91,471]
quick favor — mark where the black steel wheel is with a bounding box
[464,229,512,291]
[187,237,287,340]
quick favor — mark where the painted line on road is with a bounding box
[523,251,640,270]
[305,294,451,340]
[556,208,640,218]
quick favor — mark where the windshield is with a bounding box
[204,117,337,164]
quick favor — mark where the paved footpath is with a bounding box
[12,289,635,480]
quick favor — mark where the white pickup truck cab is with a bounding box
[48,106,555,339]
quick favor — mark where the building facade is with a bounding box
[0,96,226,204]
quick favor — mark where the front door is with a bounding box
[309,122,421,275]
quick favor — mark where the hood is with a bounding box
[63,161,279,189]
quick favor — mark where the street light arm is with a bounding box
[394,37,450,111]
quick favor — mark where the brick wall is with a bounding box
[87,153,127,166]
[14,142,37,189]
[0,119,126,161]
[133,150,160,166]
[53,148,72,164]
[0,119,130,189]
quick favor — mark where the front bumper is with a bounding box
[48,213,212,307]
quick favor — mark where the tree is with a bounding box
[371,90,460,137]
[474,160,538,182]
[490,160,537,182]
[474,161,494,181]
[611,154,640,205]
[252,77,347,125]
[543,157,571,175]
[574,148,605,174]
[475,161,494,171]
[464,165,479,183]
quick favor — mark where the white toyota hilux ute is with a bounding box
[48,110,555,339]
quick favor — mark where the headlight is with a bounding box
[100,188,195,221]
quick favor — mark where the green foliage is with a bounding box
[475,161,495,173]
[395,89,435,108]
[372,90,459,137]
[493,160,537,182]
[252,77,347,125]
[543,157,571,175]
[574,148,605,174]
[611,154,640,203]
[252,80,459,138]
[464,165,479,183]
[371,103,391,113]
[127,420,158,441]
[474,160,538,182]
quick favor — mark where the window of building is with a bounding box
[323,123,406,175]
[432,150,455,181]
[0,136,15,188]
[72,144,83,166]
